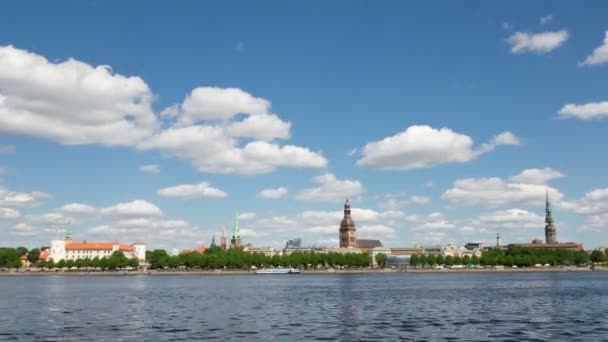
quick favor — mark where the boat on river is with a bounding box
[255,267,301,274]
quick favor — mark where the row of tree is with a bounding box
[0,246,138,270]
[408,246,603,267]
[147,246,371,269]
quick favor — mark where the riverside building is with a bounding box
[49,226,146,263]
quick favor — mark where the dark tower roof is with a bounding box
[340,199,355,228]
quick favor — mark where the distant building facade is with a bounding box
[50,240,146,262]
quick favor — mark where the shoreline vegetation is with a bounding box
[3,246,608,276]
[0,266,604,276]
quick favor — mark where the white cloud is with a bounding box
[257,187,288,199]
[358,224,396,238]
[442,171,564,207]
[296,173,363,202]
[100,200,163,218]
[138,125,327,175]
[0,46,327,176]
[0,145,15,154]
[239,212,256,220]
[478,209,544,230]
[507,30,569,54]
[509,168,565,184]
[490,131,521,146]
[178,86,270,124]
[158,182,228,200]
[0,45,157,146]
[225,113,291,141]
[357,125,519,170]
[378,198,407,210]
[0,186,50,207]
[580,31,608,66]
[139,164,160,173]
[410,195,430,205]
[11,222,35,236]
[408,212,455,231]
[424,181,434,188]
[540,15,553,24]
[58,203,97,218]
[559,101,608,121]
[0,207,20,219]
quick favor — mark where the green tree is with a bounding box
[28,248,40,264]
[16,246,28,257]
[375,253,387,267]
[590,250,607,263]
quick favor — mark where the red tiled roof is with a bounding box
[65,241,134,251]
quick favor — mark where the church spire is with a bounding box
[545,189,557,244]
[210,234,217,248]
[220,225,227,250]
[230,211,242,248]
[65,219,72,243]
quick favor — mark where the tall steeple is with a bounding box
[339,199,357,248]
[65,219,72,243]
[545,190,557,244]
[230,211,242,248]
[220,225,227,250]
[210,234,217,248]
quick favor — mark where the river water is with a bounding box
[1,272,607,341]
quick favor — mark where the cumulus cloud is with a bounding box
[0,186,50,207]
[0,46,327,176]
[296,173,363,202]
[357,125,519,170]
[0,45,157,146]
[410,195,430,205]
[408,212,456,231]
[257,187,288,199]
[225,113,291,141]
[139,164,160,173]
[0,207,20,219]
[509,168,565,184]
[507,30,569,54]
[580,31,608,66]
[239,212,256,220]
[178,86,270,124]
[138,126,327,175]
[442,170,564,207]
[100,200,163,218]
[358,224,396,238]
[477,209,544,230]
[559,101,608,121]
[11,222,35,236]
[158,182,228,200]
[58,203,97,218]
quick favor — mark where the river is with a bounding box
[1,272,607,341]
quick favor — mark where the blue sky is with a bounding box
[1,1,608,250]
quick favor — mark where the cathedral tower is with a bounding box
[545,190,557,244]
[339,199,357,248]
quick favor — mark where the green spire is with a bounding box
[233,211,240,239]
[65,219,72,242]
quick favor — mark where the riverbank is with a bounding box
[0,267,599,276]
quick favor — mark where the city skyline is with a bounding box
[1,1,608,250]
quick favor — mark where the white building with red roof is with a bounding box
[49,225,145,262]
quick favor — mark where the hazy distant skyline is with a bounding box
[1,1,607,249]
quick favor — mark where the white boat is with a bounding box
[255,267,300,274]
